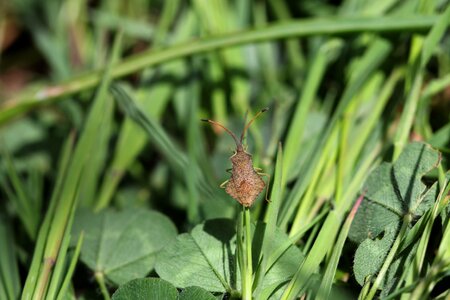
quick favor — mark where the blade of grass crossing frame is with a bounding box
[109,83,222,204]
[29,32,123,300]
[110,83,187,174]
[0,15,439,125]
[316,194,364,300]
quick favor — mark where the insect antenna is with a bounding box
[201,119,240,148]
[240,107,269,144]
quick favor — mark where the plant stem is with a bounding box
[243,207,253,300]
[32,257,54,300]
[94,272,111,300]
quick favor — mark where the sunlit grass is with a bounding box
[0,0,449,299]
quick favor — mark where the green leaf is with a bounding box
[254,222,305,299]
[73,208,177,285]
[178,286,216,300]
[155,218,304,298]
[111,278,178,300]
[349,142,440,243]
[351,142,441,289]
[353,223,398,286]
[155,219,237,293]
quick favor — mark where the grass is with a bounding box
[1,0,450,299]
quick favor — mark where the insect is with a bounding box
[202,108,269,207]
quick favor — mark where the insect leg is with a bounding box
[226,168,232,174]
[219,179,229,189]
[257,172,271,202]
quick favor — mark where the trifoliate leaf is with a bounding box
[73,208,177,285]
[111,278,177,300]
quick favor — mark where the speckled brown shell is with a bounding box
[225,149,265,207]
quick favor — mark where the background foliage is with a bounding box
[1,0,450,299]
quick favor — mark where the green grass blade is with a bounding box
[44,185,82,300]
[345,68,404,173]
[0,216,21,300]
[316,194,363,300]
[1,149,39,239]
[29,31,123,300]
[281,142,380,300]
[96,8,195,210]
[393,5,450,159]
[0,15,439,124]
[109,83,188,174]
[254,144,283,298]
[109,83,227,213]
[21,134,75,300]
[280,37,392,229]
[56,232,84,300]
[420,5,450,69]
[283,39,342,181]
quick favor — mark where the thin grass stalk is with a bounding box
[413,181,448,276]
[345,68,404,174]
[281,142,381,300]
[255,144,283,298]
[289,128,338,237]
[186,89,202,224]
[410,182,450,299]
[280,38,391,230]
[21,134,75,300]
[392,71,423,160]
[2,150,37,239]
[393,5,450,159]
[0,217,21,300]
[316,193,364,300]
[267,0,305,77]
[55,232,84,300]
[364,214,412,300]
[264,207,329,278]
[335,115,350,204]
[31,32,123,300]
[282,39,342,181]
[44,184,82,300]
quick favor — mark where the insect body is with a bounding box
[202,108,268,207]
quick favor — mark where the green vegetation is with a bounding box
[1,0,449,299]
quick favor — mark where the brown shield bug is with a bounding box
[202,108,269,207]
